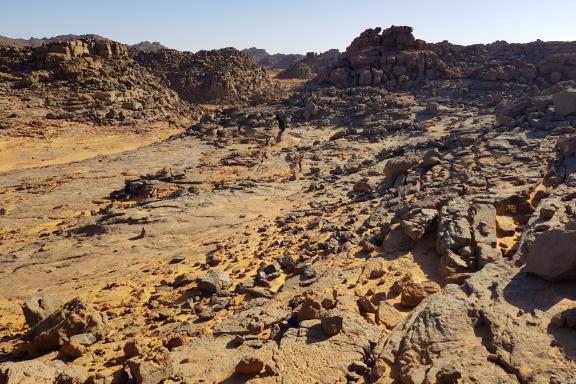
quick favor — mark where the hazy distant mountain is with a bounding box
[130,41,169,52]
[242,47,304,70]
[0,34,108,48]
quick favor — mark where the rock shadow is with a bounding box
[502,270,576,313]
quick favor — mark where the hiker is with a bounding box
[275,112,287,143]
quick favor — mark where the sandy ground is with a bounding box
[0,111,436,371]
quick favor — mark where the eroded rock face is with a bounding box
[435,199,501,282]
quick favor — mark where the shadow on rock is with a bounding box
[503,270,576,313]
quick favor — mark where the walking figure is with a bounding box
[275,112,287,143]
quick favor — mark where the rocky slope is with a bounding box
[2,25,576,384]
[0,39,195,125]
[132,48,283,104]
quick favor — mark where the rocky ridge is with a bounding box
[132,48,283,104]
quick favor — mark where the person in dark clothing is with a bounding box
[275,112,288,143]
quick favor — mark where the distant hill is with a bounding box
[0,34,108,48]
[242,47,304,70]
[130,41,169,52]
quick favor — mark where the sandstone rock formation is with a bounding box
[132,48,282,104]
[0,38,193,125]
[318,26,460,89]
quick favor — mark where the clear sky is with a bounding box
[2,0,576,54]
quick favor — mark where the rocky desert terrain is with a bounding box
[1,25,576,384]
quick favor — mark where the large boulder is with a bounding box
[525,229,576,281]
[21,297,109,357]
[21,295,63,327]
[0,360,87,384]
[553,88,576,116]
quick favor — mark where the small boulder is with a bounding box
[277,255,296,273]
[320,308,344,336]
[298,297,322,322]
[352,181,372,193]
[124,340,143,358]
[495,100,531,124]
[401,208,438,241]
[384,156,419,179]
[235,356,264,374]
[436,363,463,384]
[126,349,173,384]
[426,102,439,114]
[400,281,439,308]
[197,270,231,294]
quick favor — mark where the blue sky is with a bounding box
[2,0,576,54]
